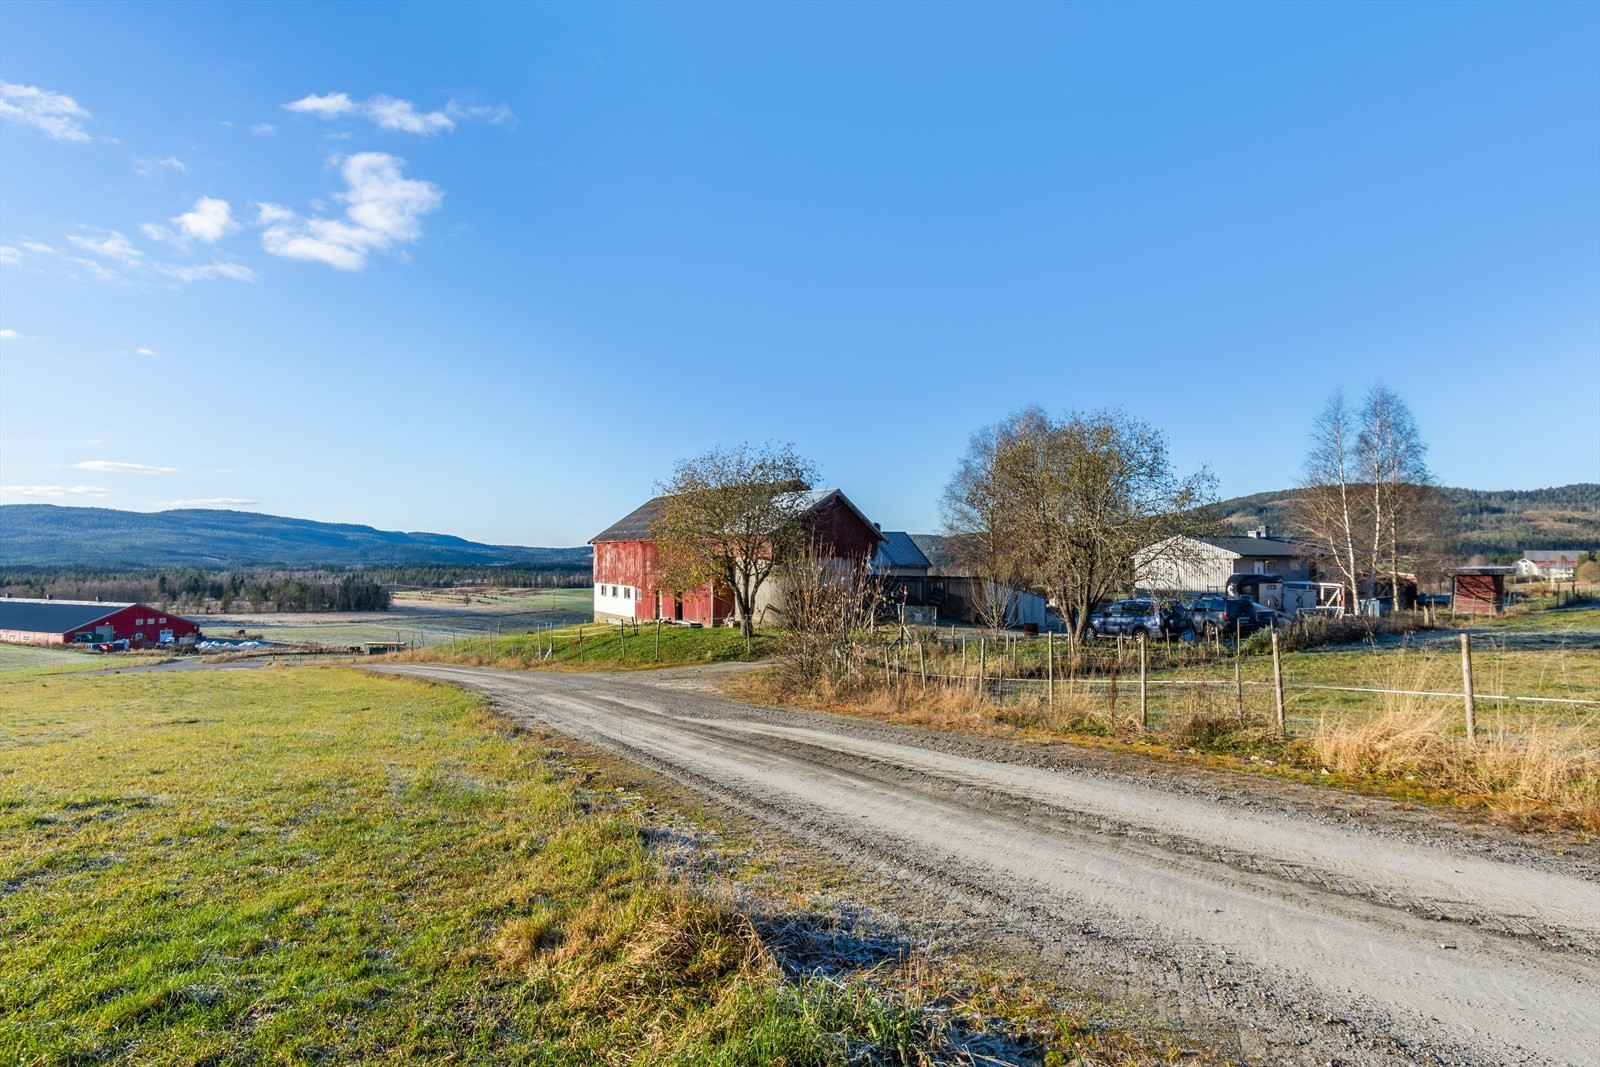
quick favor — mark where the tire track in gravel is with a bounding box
[377,663,1600,1066]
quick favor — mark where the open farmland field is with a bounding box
[0,644,113,677]
[2,667,1061,1065]
[193,587,592,648]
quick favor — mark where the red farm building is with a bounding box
[0,598,201,648]
[1451,566,1513,616]
[589,488,882,626]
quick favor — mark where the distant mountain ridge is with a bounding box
[0,505,593,569]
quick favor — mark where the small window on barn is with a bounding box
[159,617,167,623]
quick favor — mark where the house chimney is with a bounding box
[1248,525,1272,539]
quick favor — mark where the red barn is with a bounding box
[0,599,201,647]
[1451,567,1513,616]
[590,488,882,626]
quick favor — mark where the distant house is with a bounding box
[0,598,200,647]
[589,488,882,626]
[869,531,932,578]
[1134,527,1314,592]
[1515,550,1586,581]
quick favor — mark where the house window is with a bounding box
[159,617,166,623]
[623,587,631,599]
[1254,562,1265,575]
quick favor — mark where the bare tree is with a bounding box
[1294,385,1439,613]
[1294,390,1366,610]
[943,407,1214,643]
[650,443,819,638]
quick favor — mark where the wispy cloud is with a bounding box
[160,497,258,509]
[159,261,256,282]
[252,122,276,136]
[21,241,54,254]
[0,246,19,266]
[1,485,110,498]
[283,91,513,136]
[0,82,92,142]
[135,154,187,176]
[67,230,143,264]
[74,460,176,474]
[259,152,443,271]
[0,328,19,340]
[135,346,157,356]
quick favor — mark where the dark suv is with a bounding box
[1189,595,1276,639]
[1087,599,1189,639]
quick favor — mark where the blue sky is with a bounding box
[2,0,1596,547]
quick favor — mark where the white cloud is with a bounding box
[285,91,355,117]
[1,485,110,498]
[160,261,257,283]
[21,241,54,254]
[135,154,187,176]
[175,197,238,243]
[74,460,176,474]
[282,91,513,136]
[366,94,453,135]
[259,153,443,271]
[1,329,21,340]
[135,347,157,356]
[160,497,258,509]
[0,246,19,266]
[145,196,239,246]
[252,122,277,135]
[67,231,142,264]
[0,82,92,142]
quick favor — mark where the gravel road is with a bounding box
[377,663,1599,1066]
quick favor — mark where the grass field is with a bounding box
[195,588,593,649]
[0,668,959,1065]
[405,621,774,671]
[0,644,111,676]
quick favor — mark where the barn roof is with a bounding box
[590,495,670,543]
[590,488,882,545]
[1520,550,1585,564]
[1193,535,1306,558]
[0,598,131,634]
[872,531,931,570]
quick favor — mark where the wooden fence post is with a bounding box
[619,620,625,662]
[978,637,986,697]
[578,626,584,664]
[1461,632,1476,742]
[1271,630,1286,735]
[918,635,927,692]
[1138,633,1148,728]
[1234,655,1244,723]
[1047,630,1055,707]
[655,618,661,662]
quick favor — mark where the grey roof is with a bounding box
[591,488,882,545]
[0,598,132,635]
[1520,550,1586,563]
[1194,535,1307,558]
[590,495,670,543]
[872,531,931,570]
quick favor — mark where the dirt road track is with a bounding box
[376,663,1600,1066]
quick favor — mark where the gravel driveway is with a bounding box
[376,663,1600,1066]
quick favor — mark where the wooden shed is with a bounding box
[1451,566,1513,615]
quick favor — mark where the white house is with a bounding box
[1135,527,1313,592]
[1515,550,1585,581]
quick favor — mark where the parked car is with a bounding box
[1187,595,1257,639]
[1087,599,1189,639]
[1189,596,1288,638]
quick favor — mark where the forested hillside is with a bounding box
[1214,483,1600,560]
[0,505,593,570]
